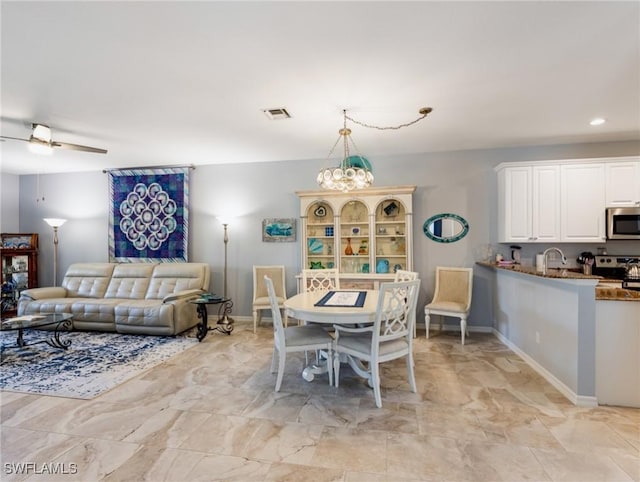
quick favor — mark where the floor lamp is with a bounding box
[43,218,67,286]
[220,221,234,325]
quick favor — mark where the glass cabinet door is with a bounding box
[374,198,407,274]
[339,200,370,274]
[305,201,335,269]
[1,248,38,317]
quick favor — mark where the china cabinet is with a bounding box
[1,235,39,317]
[296,185,415,290]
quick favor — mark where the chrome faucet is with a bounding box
[542,247,567,275]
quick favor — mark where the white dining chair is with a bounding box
[332,278,421,408]
[424,266,473,344]
[264,275,333,391]
[394,269,418,283]
[252,265,287,333]
[301,268,340,292]
[394,269,420,337]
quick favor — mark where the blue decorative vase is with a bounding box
[376,259,389,273]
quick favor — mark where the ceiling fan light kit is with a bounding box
[31,124,52,142]
[317,107,432,193]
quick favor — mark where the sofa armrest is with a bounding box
[20,287,67,300]
[162,289,203,304]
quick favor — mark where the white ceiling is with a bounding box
[1,1,638,175]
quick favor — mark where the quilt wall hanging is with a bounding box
[108,167,190,262]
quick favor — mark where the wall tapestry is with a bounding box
[108,167,189,262]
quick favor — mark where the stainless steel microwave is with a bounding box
[606,207,640,240]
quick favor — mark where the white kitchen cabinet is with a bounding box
[560,163,606,242]
[605,160,640,207]
[496,157,636,244]
[297,185,415,290]
[497,165,560,243]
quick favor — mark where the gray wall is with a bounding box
[1,173,20,232]
[4,139,639,327]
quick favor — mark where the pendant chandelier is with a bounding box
[317,107,432,192]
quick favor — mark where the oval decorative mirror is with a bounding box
[423,213,469,243]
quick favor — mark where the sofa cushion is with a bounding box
[114,300,174,328]
[62,263,116,299]
[104,263,156,299]
[145,263,209,300]
[70,298,122,323]
[21,298,84,315]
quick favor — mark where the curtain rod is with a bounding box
[102,164,195,173]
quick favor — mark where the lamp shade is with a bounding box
[44,218,67,228]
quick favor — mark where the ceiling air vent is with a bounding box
[263,108,291,120]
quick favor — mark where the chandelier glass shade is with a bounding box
[317,121,374,192]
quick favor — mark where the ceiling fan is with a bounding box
[0,123,107,154]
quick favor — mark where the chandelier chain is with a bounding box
[325,133,343,159]
[344,108,431,131]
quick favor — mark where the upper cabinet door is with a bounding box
[497,165,560,243]
[560,163,606,242]
[532,165,561,243]
[498,166,533,242]
[605,160,640,207]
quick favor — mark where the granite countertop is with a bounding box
[475,261,600,280]
[476,261,640,301]
[595,285,640,301]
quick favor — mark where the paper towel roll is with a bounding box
[536,254,545,272]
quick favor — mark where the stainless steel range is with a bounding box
[593,255,640,290]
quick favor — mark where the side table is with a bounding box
[190,297,234,341]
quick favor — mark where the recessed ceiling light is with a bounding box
[590,118,606,126]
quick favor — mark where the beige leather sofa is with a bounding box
[18,262,210,336]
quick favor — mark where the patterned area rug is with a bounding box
[0,330,198,399]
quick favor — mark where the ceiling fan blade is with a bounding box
[0,135,30,143]
[51,141,108,154]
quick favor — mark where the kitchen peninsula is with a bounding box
[478,262,639,408]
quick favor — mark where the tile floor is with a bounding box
[1,325,638,481]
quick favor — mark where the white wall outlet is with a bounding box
[535,331,540,344]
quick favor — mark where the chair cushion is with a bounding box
[337,334,408,357]
[284,325,332,348]
[425,300,467,313]
[254,295,285,305]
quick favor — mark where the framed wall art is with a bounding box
[262,218,296,242]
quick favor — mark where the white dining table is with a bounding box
[284,289,379,382]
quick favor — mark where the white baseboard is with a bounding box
[423,323,494,334]
[492,329,597,407]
